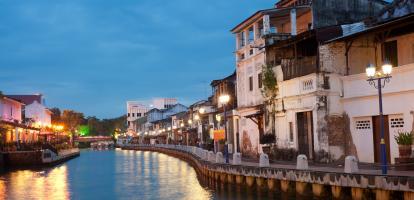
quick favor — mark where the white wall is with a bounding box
[342,63,414,163]
[0,98,22,122]
[25,101,51,126]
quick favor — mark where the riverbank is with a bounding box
[2,148,80,168]
[122,144,414,200]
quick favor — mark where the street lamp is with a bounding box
[366,62,392,175]
[219,94,230,163]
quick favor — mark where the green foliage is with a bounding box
[394,131,413,145]
[78,125,90,136]
[61,110,85,132]
[261,65,278,99]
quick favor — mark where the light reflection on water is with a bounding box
[0,149,306,200]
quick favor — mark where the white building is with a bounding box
[323,4,414,163]
[152,98,177,109]
[231,0,388,159]
[6,94,51,126]
[0,96,23,123]
[126,101,149,133]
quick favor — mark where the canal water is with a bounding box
[0,149,308,200]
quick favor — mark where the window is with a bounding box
[289,122,294,142]
[137,113,141,117]
[128,113,130,117]
[132,113,135,117]
[239,53,245,60]
[384,40,398,67]
[258,73,262,88]
[239,32,246,48]
[249,76,253,91]
[248,27,254,43]
[250,49,254,55]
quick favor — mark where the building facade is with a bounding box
[232,0,388,159]
[321,1,414,163]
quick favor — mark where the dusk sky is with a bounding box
[1,0,272,119]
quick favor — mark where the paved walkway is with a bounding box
[233,158,414,177]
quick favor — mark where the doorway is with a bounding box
[372,115,391,163]
[297,111,314,159]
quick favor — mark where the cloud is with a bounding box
[0,0,271,118]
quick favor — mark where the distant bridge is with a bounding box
[75,136,113,143]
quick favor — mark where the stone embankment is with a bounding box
[3,148,80,167]
[122,144,414,200]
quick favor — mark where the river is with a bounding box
[0,149,305,200]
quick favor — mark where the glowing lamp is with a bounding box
[194,114,200,120]
[366,63,376,78]
[382,62,393,75]
[199,108,205,114]
[219,94,230,104]
[216,114,221,122]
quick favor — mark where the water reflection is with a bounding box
[0,166,69,200]
[0,150,310,200]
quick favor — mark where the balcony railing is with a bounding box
[281,56,317,81]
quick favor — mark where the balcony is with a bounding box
[281,56,317,81]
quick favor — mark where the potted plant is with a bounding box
[218,139,225,153]
[394,131,413,158]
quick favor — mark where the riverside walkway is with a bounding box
[122,144,414,200]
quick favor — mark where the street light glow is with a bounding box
[215,114,221,122]
[199,107,205,114]
[366,63,376,78]
[219,94,230,104]
[194,114,200,120]
[382,62,393,75]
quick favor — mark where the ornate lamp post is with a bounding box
[219,94,230,163]
[366,62,393,175]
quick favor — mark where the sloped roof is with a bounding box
[324,12,414,44]
[6,95,42,105]
[210,71,236,86]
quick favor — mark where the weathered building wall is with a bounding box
[312,0,387,28]
[319,43,347,75]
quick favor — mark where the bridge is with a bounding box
[74,136,113,143]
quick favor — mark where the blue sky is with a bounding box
[0,0,272,118]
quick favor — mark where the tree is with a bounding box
[61,110,85,136]
[261,64,278,135]
[50,107,62,124]
[87,116,102,136]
